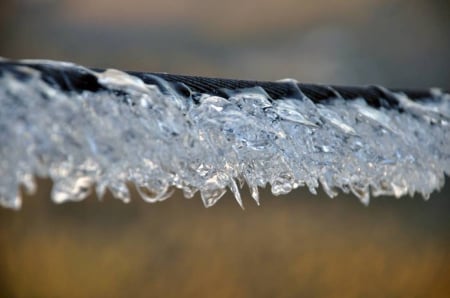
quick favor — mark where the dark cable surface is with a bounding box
[1,60,447,110]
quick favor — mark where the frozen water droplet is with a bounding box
[271,173,294,196]
[13,194,22,209]
[250,185,260,205]
[228,178,244,209]
[273,100,317,126]
[200,188,226,208]
[96,182,107,200]
[137,185,174,203]
[182,185,197,199]
[391,181,408,198]
[350,183,370,205]
[354,101,396,133]
[318,105,356,135]
[319,175,338,198]
[306,179,319,195]
[321,145,332,153]
[52,176,93,203]
[108,183,131,203]
[20,173,37,195]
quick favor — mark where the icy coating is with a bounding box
[0,61,449,209]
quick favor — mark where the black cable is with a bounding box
[1,60,447,110]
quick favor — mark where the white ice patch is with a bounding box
[0,62,449,209]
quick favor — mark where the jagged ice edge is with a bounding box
[0,61,449,209]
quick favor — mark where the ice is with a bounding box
[0,60,449,209]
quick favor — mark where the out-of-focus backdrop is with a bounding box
[0,0,449,297]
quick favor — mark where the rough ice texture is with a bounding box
[0,60,449,209]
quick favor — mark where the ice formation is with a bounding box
[0,59,449,209]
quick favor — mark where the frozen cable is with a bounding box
[0,58,449,209]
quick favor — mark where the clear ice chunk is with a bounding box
[0,60,449,209]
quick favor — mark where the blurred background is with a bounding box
[0,0,449,297]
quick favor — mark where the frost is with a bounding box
[0,60,449,209]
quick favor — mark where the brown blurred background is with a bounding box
[0,0,449,297]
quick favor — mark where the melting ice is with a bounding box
[0,60,449,209]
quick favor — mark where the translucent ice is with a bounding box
[0,60,449,209]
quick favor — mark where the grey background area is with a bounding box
[0,0,449,297]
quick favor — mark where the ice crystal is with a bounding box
[0,60,449,209]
